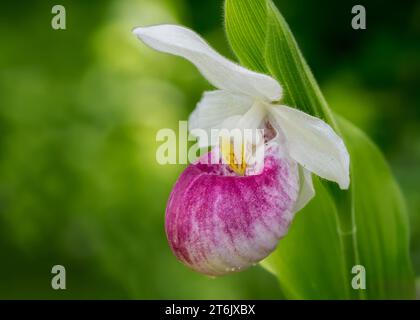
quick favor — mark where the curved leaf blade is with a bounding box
[339,116,414,299]
[225,0,268,73]
[262,177,349,299]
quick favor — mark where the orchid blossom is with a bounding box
[133,24,350,276]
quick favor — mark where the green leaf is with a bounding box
[225,0,268,73]
[225,0,415,299]
[262,177,349,299]
[264,1,334,122]
[226,0,334,121]
[339,116,414,299]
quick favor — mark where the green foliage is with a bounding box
[225,0,268,73]
[225,0,415,299]
[262,177,349,299]
[340,117,413,299]
[0,0,417,299]
[0,0,283,299]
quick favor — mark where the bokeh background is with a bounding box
[0,0,419,298]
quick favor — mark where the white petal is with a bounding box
[189,90,253,132]
[215,102,266,157]
[269,105,350,189]
[293,167,315,212]
[133,24,282,101]
[189,91,253,148]
[235,101,267,134]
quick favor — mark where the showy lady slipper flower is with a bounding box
[133,24,350,276]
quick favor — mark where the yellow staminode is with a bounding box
[220,139,247,176]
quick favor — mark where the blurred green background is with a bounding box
[0,0,419,298]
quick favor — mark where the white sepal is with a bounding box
[133,25,282,101]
